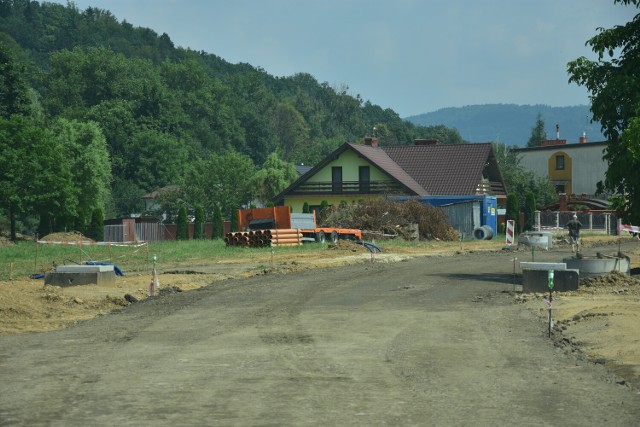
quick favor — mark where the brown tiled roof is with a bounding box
[383,143,496,195]
[348,144,428,196]
[274,141,505,203]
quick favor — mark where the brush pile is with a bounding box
[319,198,459,241]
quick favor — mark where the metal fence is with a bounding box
[535,211,618,235]
[103,222,167,243]
[437,200,481,239]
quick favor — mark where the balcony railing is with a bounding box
[291,180,408,195]
[476,180,506,197]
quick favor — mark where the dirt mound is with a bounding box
[0,236,14,247]
[579,272,640,294]
[40,231,94,243]
[0,231,33,246]
[328,240,370,252]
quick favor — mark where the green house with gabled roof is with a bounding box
[275,137,506,213]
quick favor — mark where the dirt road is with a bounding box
[1,246,639,426]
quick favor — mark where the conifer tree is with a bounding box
[176,205,189,240]
[212,204,223,239]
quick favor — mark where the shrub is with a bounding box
[193,205,205,239]
[524,191,536,231]
[213,205,223,239]
[176,205,189,240]
[89,208,104,241]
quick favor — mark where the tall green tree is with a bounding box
[274,102,310,164]
[128,127,190,191]
[193,205,205,239]
[567,0,640,222]
[212,204,223,239]
[89,208,104,241]
[176,204,188,240]
[524,191,537,231]
[48,118,112,223]
[0,42,30,118]
[185,151,255,220]
[0,116,74,239]
[526,113,547,147]
[252,152,298,205]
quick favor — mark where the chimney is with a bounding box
[559,193,568,211]
[579,132,587,144]
[414,138,439,146]
[556,124,560,140]
[363,137,379,147]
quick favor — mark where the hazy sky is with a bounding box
[54,0,635,117]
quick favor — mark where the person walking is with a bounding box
[565,213,583,253]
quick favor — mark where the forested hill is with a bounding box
[0,0,465,227]
[405,104,605,146]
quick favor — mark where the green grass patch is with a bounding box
[0,239,334,280]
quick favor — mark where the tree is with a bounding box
[48,118,112,224]
[0,116,75,240]
[185,151,255,220]
[128,127,190,191]
[567,1,640,222]
[526,113,547,147]
[524,191,537,231]
[89,208,104,241]
[0,42,30,118]
[149,186,184,223]
[493,142,557,208]
[212,204,223,239]
[252,152,298,205]
[176,204,188,240]
[274,102,310,164]
[193,205,204,239]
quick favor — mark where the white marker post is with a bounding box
[547,270,554,337]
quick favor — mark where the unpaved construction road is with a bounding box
[1,246,640,426]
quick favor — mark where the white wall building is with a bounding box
[515,139,608,196]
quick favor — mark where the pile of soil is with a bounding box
[0,231,33,246]
[578,271,640,295]
[40,231,94,243]
[0,236,14,247]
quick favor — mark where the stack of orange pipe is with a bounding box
[224,229,302,247]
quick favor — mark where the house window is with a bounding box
[556,184,565,194]
[555,155,565,170]
[332,167,342,193]
[359,166,370,193]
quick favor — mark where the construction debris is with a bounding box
[319,198,459,241]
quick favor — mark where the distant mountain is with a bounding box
[404,104,605,146]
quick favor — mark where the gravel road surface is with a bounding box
[1,248,639,426]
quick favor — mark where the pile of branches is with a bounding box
[319,198,459,241]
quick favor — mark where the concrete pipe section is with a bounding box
[473,225,494,240]
[518,231,553,250]
[563,252,630,277]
